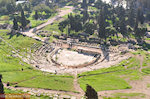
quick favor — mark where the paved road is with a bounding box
[21,6,74,42]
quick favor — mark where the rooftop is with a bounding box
[16,0,28,5]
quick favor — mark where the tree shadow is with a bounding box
[6,30,22,39]
[100,44,110,62]
[141,42,150,51]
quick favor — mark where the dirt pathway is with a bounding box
[73,71,85,99]
[136,54,144,73]
[21,6,74,42]
[4,83,78,98]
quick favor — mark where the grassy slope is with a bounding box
[1,70,43,83]
[0,30,74,92]
[17,75,74,91]
[78,50,150,91]
[0,31,33,72]
[42,21,68,35]
[79,74,131,91]
[28,10,58,28]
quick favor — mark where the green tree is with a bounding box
[84,22,95,35]
[94,0,103,9]
[85,84,98,99]
[21,9,28,30]
[89,0,95,4]
[134,15,147,39]
[16,4,23,12]
[58,19,69,32]
[34,11,39,20]
[30,0,42,6]
[127,1,136,27]
[24,3,31,13]
[81,0,88,9]
[98,8,107,42]
[0,0,16,14]
[13,18,18,30]
[68,14,82,32]
[58,14,83,35]
[137,8,145,24]
[119,16,127,37]
[82,10,89,24]
[118,6,127,37]
[146,12,150,21]
[6,2,16,14]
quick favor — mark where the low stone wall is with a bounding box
[77,49,100,55]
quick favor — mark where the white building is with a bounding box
[16,0,29,5]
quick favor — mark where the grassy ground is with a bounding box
[113,93,145,97]
[41,12,80,36]
[28,12,58,28]
[0,30,40,72]
[0,15,12,25]
[78,50,150,92]
[0,11,57,28]
[103,93,145,99]
[28,10,59,28]
[1,70,74,91]
[17,75,74,91]
[79,74,131,91]
[42,21,63,34]
[1,70,43,83]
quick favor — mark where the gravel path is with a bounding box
[73,71,85,99]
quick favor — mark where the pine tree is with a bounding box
[17,4,22,12]
[119,16,127,37]
[82,10,89,24]
[118,6,127,37]
[127,1,136,27]
[24,4,28,12]
[137,8,145,24]
[98,8,107,41]
[13,18,18,30]
[85,84,98,99]
[21,9,27,30]
[89,0,95,4]
[81,0,88,9]
[146,12,150,21]
[84,22,95,36]
[6,2,15,14]
[34,11,39,20]
[134,11,147,39]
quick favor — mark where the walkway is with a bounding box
[21,6,74,42]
